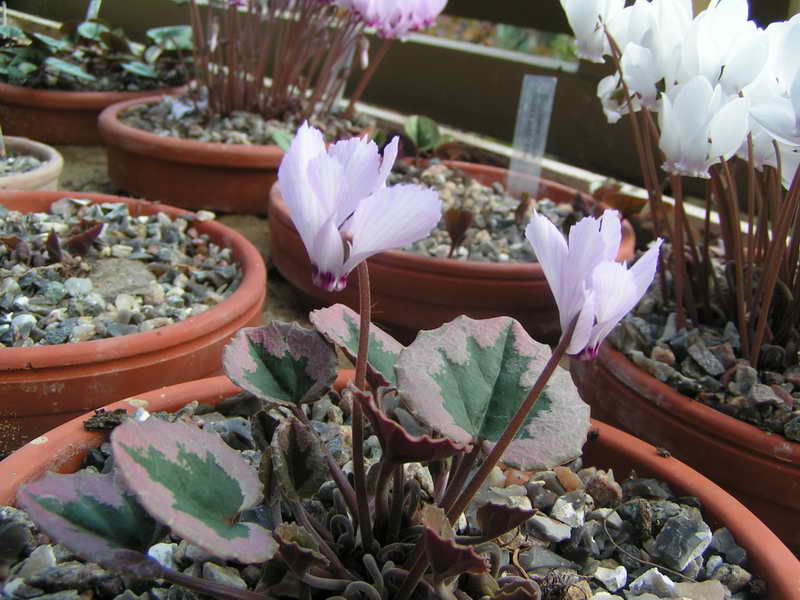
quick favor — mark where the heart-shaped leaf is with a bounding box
[421,505,487,582]
[112,418,275,564]
[271,417,329,502]
[475,503,535,541]
[395,316,590,470]
[17,471,159,570]
[405,115,441,152]
[224,322,337,408]
[275,523,328,576]
[351,388,465,466]
[310,304,403,387]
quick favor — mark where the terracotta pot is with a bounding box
[0,82,186,145]
[98,97,284,214]
[0,136,63,190]
[0,190,267,456]
[268,161,635,344]
[1,373,796,598]
[570,342,800,553]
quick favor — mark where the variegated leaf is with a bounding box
[224,322,337,407]
[112,418,275,564]
[395,316,590,470]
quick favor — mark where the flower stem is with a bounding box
[344,37,394,119]
[353,261,374,552]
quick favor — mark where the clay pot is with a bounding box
[98,96,284,214]
[1,373,797,598]
[0,190,267,456]
[0,136,63,190]
[570,342,800,553]
[0,82,186,145]
[268,161,635,344]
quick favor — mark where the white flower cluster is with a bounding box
[562,0,799,184]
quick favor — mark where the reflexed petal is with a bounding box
[708,97,749,161]
[567,289,596,355]
[750,97,800,145]
[621,43,659,107]
[525,211,570,324]
[278,122,329,250]
[341,184,441,274]
[722,29,769,95]
[377,136,400,185]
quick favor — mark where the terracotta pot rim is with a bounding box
[0,136,63,186]
[0,190,266,371]
[1,373,796,598]
[597,342,800,464]
[268,162,635,281]
[0,81,187,111]
[98,96,285,169]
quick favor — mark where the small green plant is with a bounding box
[0,10,191,90]
[404,115,454,158]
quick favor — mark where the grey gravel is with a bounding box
[389,161,592,264]
[0,198,242,347]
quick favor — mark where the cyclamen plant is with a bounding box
[186,0,447,124]
[561,0,800,367]
[17,126,660,600]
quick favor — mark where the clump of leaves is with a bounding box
[0,9,191,90]
[18,304,591,600]
[0,220,103,268]
[404,115,455,160]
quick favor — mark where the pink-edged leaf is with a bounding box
[421,504,488,582]
[475,503,535,541]
[111,418,275,564]
[16,471,160,570]
[271,417,329,502]
[310,304,404,387]
[223,322,337,408]
[275,522,328,576]
[395,316,590,470]
[351,388,466,466]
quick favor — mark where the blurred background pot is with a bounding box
[0,136,63,190]
[99,96,284,214]
[0,190,266,456]
[0,82,185,145]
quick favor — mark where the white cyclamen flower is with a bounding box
[525,209,662,359]
[659,75,749,178]
[560,0,625,62]
[278,122,441,292]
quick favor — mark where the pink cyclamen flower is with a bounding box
[525,209,662,359]
[340,0,447,39]
[278,122,441,292]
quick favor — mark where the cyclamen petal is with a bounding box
[341,0,447,39]
[278,122,442,292]
[526,208,662,358]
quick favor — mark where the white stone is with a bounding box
[111,244,133,258]
[629,567,677,598]
[148,542,179,570]
[593,565,627,592]
[195,210,216,222]
[64,277,93,297]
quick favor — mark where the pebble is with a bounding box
[0,200,242,347]
[391,161,595,264]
